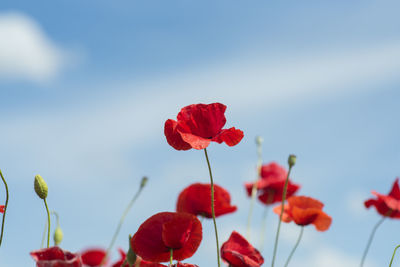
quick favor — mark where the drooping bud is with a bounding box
[140,176,148,189]
[34,175,48,199]
[288,154,297,168]
[53,226,63,246]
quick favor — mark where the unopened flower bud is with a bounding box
[255,136,264,146]
[140,176,148,188]
[127,235,137,266]
[53,226,63,246]
[34,175,48,199]
[288,154,297,168]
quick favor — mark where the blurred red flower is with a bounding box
[220,231,264,267]
[111,249,165,267]
[245,162,300,205]
[131,212,202,262]
[164,103,244,150]
[30,246,82,267]
[365,178,400,218]
[80,248,107,266]
[177,183,237,218]
[273,196,332,231]
[0,205,4,213]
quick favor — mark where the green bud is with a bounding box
[53,226,63,246]
[140,176,148,188]
[34,175,48,199]
[255,136,264,146]
[288,154,297,168]
[127,235,137,266]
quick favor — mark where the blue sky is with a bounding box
[0,1,400,267]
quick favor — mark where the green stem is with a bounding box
[44,199,51,248]
[360,216,386,267]
[0,170,9,247]
[41,211,59,248]
[389,244,400,267]
[204,148,221,267]
[246,137,263,239]
[170,248,173,266]
[284,226,304,267]
[271,164,293,267]
[259,199,272,252]
[102,178,146,265]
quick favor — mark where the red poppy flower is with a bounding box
[365,178,400,218]
[273,196,332,231]
[30,246,82,267]
[245,162,300,205]
[220,231,264,267]
[0,205,4,213]
[176,183,237,218]
[80,248,107,266]
[164,103,244,150]
[111,249,166,267]
[131,212,202,263]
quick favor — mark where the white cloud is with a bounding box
[0,12,68,82]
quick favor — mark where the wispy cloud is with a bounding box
[0,12,71,83]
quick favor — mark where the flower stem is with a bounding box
[284,226,304,267]
[204,148,221,267]
[0,170,9,247]
[246,137,263,240]
[271,162,294,267]
[41,211,60,248]
[360,216,386,267]
[389,244,400,267]
[170,248,173,266]
[259,194,273,251]
[103,177,147,265]
[44,199,51,248]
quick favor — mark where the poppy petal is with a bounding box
[212,127,244,146]
[178,131,211,150]
[164,119,192,151]
[176,103,227,139]
[313,211,332,231]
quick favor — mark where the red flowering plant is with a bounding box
[176,183,237,218]
[273,195,332,231]
[0,205,4,213]
[220,231,264,267]
[131,212,202,264]
[364,177,400,218]
[245,162,300,205]
[360,178,400,266]
[164,103,243,150]
[80,248,107,266]
[30,246,82,267]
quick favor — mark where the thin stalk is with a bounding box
[360,216,386,267]
[41,211,59,248]
[259,193,273,251]
[389,244,400,267]
[284,226,304,267]
[170,248,173,266]
[204,148,221,267]
[246,137,263,239]
[0,170,9,247]
[44,199,51,248]
[271,164,294,267]
[102,178,147,265]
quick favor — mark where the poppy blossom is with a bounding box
[164,103,244,150]
[273,196,332,231]
[220,231,264,267]
[80,248,107,266]
[0,205,4,213]
[364,178,400,218]
[245,162,300,205]
[111,249,166,267]
[30,246,82,267]
[177,183,237,218]
[131,212,202,263]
